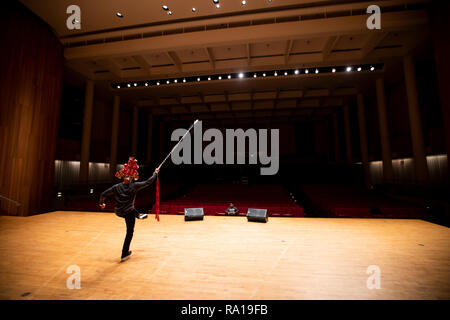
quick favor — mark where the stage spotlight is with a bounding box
[239,73,244,78]
[370,66,375,71]
[116,12,123,18]
[346,66,352,72]
[332,68,336,73]
[305,69,309,74]
[294,69,299,75]
[162,5,169,11]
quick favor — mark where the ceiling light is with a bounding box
[166,80,170,84]
[145,82,148,86]
[357,67,362,71]
[315,69,319,74]
[168,11,172,15]
[213,0,219,3]
[183,79,186,83]
[346,66,352,72]
[241,0,247,5]
[370,66,375,71]
[274,71,278,76]
[218,76,222,80]
[157,81,160,85]
[117,85,120,88]
[332,68,336,73]
[208,77,211,81]
[239,73,244,78]
[116,12,123,18]
[174,79,177,83]
[162,5,169,11]
[294,69,299,74]
[127,83,131,87]
[192,8,196,12]
[253,74,257,78]
[305,69,309,74]
[134,83,137,86]
[216,4,220,8]
[197,77,201,81]
[228,75,231,79]
[263,73,266,77]
[284,71,288,75]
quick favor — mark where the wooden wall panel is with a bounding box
[0,2,63,216]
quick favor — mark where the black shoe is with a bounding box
[136,213,148,220]
[121,251,132,262]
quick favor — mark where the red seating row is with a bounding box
[301,184,426,218]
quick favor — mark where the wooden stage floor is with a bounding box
[0,211,449,300]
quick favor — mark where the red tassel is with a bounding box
[155,175,160,222]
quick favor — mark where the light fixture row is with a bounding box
[112,64,382,89]
[116,1,275,18]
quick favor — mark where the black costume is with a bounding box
[225,205,239,216]
[100,173,157,258]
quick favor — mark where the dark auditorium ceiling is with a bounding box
[21,0,433,119]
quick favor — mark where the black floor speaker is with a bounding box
[184,208,204,221]
[247,208,268,223]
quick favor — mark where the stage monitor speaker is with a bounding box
[184,208,204,221]
[247,208,268,223]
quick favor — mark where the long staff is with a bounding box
[156,119,198,170]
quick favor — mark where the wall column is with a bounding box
[110,95,120,177]
[431,1,450,182]
[159,120,165,161]
[376,78,394,183]
[79,79,94,183]
[403,54,429,183]
[332,112,340,162]
[343,105,353,163]
[147,113,153,165]
[357,94,371,187]
[131,105,139,157]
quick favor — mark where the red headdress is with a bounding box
[115,157,139,180]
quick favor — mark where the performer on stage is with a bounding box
[99,157,160,262]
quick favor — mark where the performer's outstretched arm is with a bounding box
[134,168,160,192]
